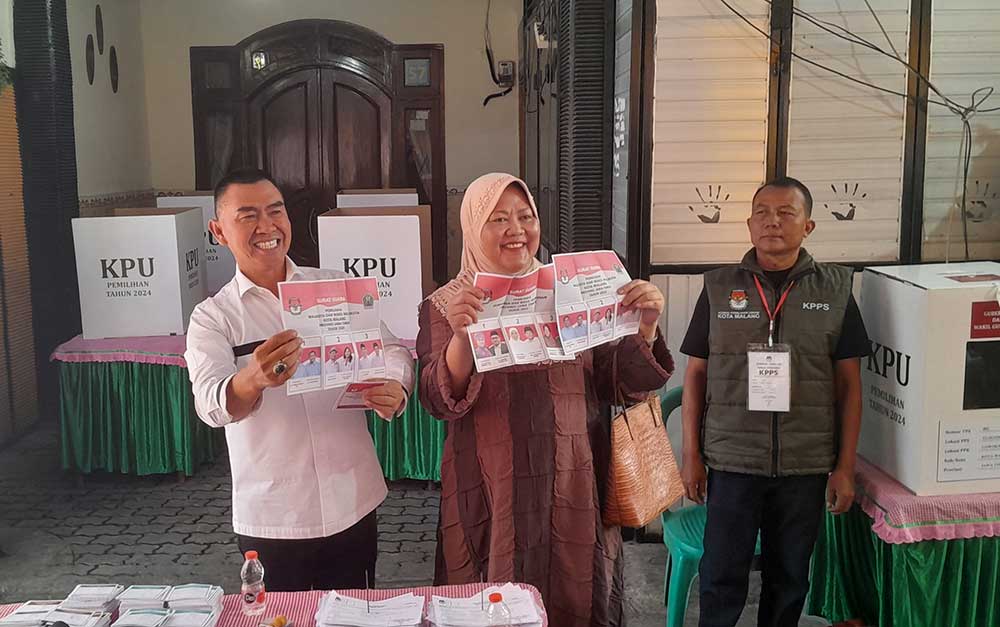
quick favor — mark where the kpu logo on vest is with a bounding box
[101,257,155,279]
[729,289,749,310]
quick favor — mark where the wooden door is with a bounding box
[247,68,323,265]
[247,68,391,266]
[320,69,392,196]
[192,20,447,278]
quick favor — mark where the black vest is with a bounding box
[702,249,853,476]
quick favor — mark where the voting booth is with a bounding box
[156,192,236,295]
[859,262,1000,495]
[317,209,427,346]
[72,207,206,339]
[336,188,419,208]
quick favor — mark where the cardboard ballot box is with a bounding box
[859,262,1000,495]
[336,188,419,208]
[156,192,236,295]
[317,209,427,345]
[72,207,206,339]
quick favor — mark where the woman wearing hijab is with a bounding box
[417,173,674,627]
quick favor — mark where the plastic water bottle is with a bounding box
[240,550,266,616]
[485,593,512,626]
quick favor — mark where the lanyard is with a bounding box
[753,275,796,347]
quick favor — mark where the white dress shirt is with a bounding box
[185,259,415,539]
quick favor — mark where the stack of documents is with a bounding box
[164,585,223,613]
[112,608,219,627]
[117,586,172,612]
[60,585,125,613]
[315,591,424,627]
[426,584,542,627]
[0,606,112,627]
[0,601,63,627]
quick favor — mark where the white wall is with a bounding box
[1,0,14,67]
[68,0,152,199]
[138,0,521,191]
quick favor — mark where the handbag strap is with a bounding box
[611,348,626,408]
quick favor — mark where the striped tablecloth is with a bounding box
[0,584,548,626]
[855,456,1000,544]
[51,334,188,367]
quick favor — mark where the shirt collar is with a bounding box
[234,257,303,297]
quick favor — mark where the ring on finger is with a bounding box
[272,361,288,376]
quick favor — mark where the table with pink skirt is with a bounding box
[808,457,1000,627]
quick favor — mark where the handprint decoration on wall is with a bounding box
[964,180,997,224]
[689,185,729,224]
[823,182,867,221]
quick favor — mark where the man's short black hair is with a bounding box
[213,168,281,216]
[752,176,813,217]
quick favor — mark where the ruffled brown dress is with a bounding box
[417,301,674,626]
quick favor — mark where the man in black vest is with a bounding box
[680,177,870,627]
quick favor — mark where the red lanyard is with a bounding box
[753,275,795,346]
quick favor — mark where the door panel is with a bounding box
[248,69,322,265]
[322,69,392,194]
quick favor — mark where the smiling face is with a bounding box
[479,184,541,275]
[210,180,291,283]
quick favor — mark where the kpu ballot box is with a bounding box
[72,207,206,339]
[859,262,1000,495]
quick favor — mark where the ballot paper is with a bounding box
[60,584,125,612]
[112,609,170,627]
[335,381,383,411]
[163,585,223,612]
[42,609,112,627]
[278,278,386,394]
[553,250,640,352]
[161,610,218,627]
[426,584,542,627]
[113,609,218,627]
[0,601,62,627]
[117,586,172,613]
[314,591,424,627]
[469,265,573,373]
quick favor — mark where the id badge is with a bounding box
[747,343,791,412]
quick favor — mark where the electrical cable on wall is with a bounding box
[718,0,999,260]
[483,0,513,107]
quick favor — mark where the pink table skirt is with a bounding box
[51,334,188,368]
[0,584,547,626]
[855,456,1000,544]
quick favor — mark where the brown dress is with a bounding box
[417,302,675,627]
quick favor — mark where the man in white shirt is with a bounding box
[185,169,414,592]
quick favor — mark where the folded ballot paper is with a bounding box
[60,584,125,613]
[0,601,63,627]
[469,251,641,373]
[116,586,172,613]
[426,584,542,627]
[314,591,424,627]
[112,608,219,627]
[0,605,112,627]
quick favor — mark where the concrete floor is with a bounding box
[0,424,831,626]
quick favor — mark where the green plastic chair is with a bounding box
[658,387,762,627]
